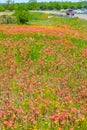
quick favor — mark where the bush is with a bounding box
[14,10,31,24]
[0,5,5,11]
[0,15,17,24]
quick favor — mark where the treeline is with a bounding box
[0,1,87,11]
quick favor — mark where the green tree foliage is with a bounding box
[0,5,5,11]
[0,1,87,11]
[27,2,39,10]
[5,0,14,10]
[28,0,37,3]
[6,0,11,5]
[53,2,61,10]
[40,3,48,10]
[14,10,31,24]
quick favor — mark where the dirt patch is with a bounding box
[0,11,14,16]
[76,14,87,20]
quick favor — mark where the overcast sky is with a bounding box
[0,0,80,3]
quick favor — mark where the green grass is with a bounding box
[29,14,87,31]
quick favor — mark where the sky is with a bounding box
[0,0,80,3]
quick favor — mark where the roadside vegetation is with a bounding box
[0,12,87,130]
[0,1,87,24]
[0,1,87,130]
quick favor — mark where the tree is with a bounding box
[14,10,31,24]
[54,2,61,10]
[0,5,5,11]
[40,4,47,10]
[6,0,13,10]
[28,0,37,3]
[6,0,12,5]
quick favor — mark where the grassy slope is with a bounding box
[29,12,87,30]
[0,13,87,130]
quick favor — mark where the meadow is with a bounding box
[0,14,87,130]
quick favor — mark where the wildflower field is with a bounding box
[0,17,87,130]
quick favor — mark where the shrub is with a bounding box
[14,10,31,24]
[0,15,17,24]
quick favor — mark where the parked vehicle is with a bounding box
[74,9,84,14]
[74,9,87,14]
[82,9,87,14]
[66,9,75,16]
